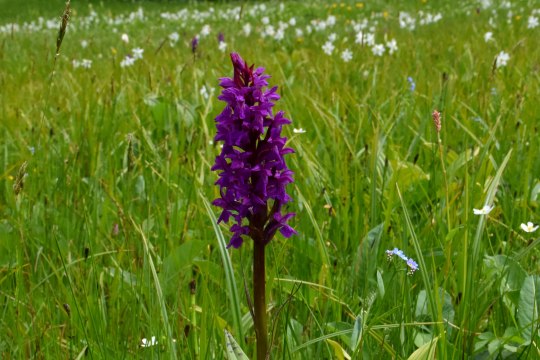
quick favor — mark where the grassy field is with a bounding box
[1,0,540,358]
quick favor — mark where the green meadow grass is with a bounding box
[1,0,539,358]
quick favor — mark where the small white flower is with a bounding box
[364,33,375,46]
[169,32,179,44]
[341,48,353,62]
[322,41,335,55]
[120,56,135,68]
[289,17,296,26]
[243,23,252,36]
[327,33,337,42]
[326,15,336,27]
[520,222,539,233]
[386,39,398,54]
[80,59,92,69]
[132,47,144,60]
[218,41,227,52]
[262,16,270,25]
[473,205,494,215]
[200,24,211,37]
[200,86,209,99]
[355,31,364,44]
[295,28,303,38]
[495,51,510,68]
[141,336,158,347]
[72,59,81,68]
[293,128,306,134]
[484,32,493,42]
[274,29,284,41]
[121,33,129,43]
[81,40,88,48]
[528,16,539,29]
[371,44,385,56]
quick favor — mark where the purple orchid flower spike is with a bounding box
[211,52,296,248]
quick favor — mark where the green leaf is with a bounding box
[376,270,385,299]
[484,255,527,312]
[355,223,383,291]
[517,275,540,343]
[224,330,249,360]
[350,315,363,352]
[326,339,351,360]
[159,241,206,296]
[407,336,438,360]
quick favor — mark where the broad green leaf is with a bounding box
[355,223,383,291]
[407,336,438,360]
[159,241,206,296]
[484,255,527,312]
[350,315,363,352]
[326,339,351,360]
[224,330,249,360]
[517,275,540,343]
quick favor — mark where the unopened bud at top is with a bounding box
[432,110,441,133]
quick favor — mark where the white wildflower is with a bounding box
[473,205,494,215]
[121,33,129,43]
[371,44,385,56]
[120,56,135,68]
[132,47,144,60]
[218,41,227,52]
[341,48,353,62]
[484,32,493,42]
[386,39,398,54]
[141,336,158,347]
[200,24,211,37]
[495,51,510,68]
[322,41,335,55]
[169,32,179,45]
[80,59,92,69]
[243,23,252,36]
[293,128,306,134]
[520,222,539,233]
[328,33,337,42]
[528,16,539,29]
[81,40,88,48]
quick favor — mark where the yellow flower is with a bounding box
[356,2,364,8]
[515,15,521,21]
[383,11,389,19]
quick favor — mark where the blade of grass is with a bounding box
[199,191,244,347]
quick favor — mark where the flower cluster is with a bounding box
[386,248,419,275]
[212,53,296,248]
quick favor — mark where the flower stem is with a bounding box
[253,240,268,360]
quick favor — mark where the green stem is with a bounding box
[253,240,268,360]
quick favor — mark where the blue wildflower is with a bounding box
[386,248,419,275]
[407,77,415,92]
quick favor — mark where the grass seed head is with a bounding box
[56,0,71,56]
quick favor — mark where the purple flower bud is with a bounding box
[212,53,296,248]
[218,32,225,43]
[191,36,199,53]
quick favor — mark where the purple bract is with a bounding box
[211,53,296,248]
